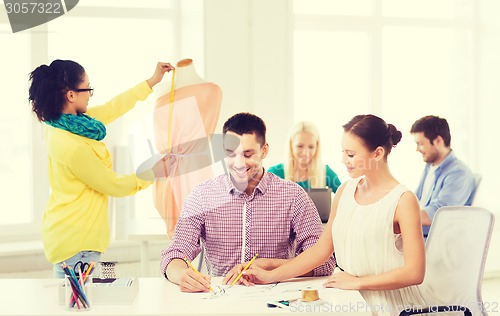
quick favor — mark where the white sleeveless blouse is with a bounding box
[332,177,426,315]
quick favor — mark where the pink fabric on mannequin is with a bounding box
[153,83,222,238]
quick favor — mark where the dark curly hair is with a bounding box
[28,59,85,122]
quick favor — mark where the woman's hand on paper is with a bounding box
[222,258,272,286]
[222,263,253,286]
[241,265,276,285]
[322,271,361,290]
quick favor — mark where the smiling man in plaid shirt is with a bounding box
[160,112,335,292]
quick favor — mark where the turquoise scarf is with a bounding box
[46,113,106,141]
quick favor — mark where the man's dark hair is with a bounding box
[222,112,266,146]
[410,115,451,147]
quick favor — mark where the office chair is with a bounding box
[471,173,482,206]
[196,245,205,272]
[400,206,495,316]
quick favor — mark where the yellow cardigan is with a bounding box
[42,81,153,264]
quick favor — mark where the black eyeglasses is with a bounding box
[73,87,94,97]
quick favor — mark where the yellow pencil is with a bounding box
[231,253,259,286]
[183,258,215,293]
[83,261,94,282]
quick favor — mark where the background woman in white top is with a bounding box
[245,114,426,315]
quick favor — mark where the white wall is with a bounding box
[204,0,293,167]
[477,0,500,275]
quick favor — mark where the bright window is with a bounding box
[294,30,369,181]
[382,0,457,19]
[0,1,178,240]
[48,17,175,222]
[294,0,372,16]
[294,0,475,189]
[0,26,32,227]
[80,0,172,9]
[47,7,176,222]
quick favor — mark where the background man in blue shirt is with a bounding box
[410,115,477,238]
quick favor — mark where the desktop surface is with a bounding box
[0,276,367,315]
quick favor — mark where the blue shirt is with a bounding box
[415,151,476,236]
[267,163,341,193]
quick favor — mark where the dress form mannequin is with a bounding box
[153,58,222,238]
[155,58,206,97]
[174,58,206,88]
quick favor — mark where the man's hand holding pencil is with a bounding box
[178,258,214,293]
[222,253,259,286]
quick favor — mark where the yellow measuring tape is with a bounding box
[161,69,176,178]
[167,68,176,152]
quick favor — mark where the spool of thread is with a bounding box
[301,288,319,302]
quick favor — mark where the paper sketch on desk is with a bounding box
[194,278,325,302]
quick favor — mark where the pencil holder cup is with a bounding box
[64,274,93,311]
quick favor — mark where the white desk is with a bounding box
[127,219,170,277]
[0,277,368,316]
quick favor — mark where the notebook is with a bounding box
[306,188,332,223]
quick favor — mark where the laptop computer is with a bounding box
[306,188,332,223]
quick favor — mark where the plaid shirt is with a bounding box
[160,171,335,277]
